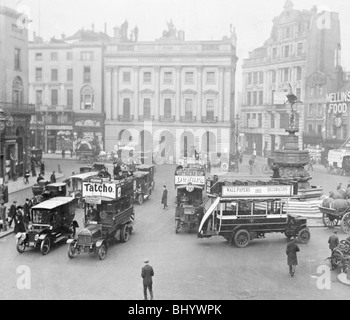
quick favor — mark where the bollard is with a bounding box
[58,164,62,174]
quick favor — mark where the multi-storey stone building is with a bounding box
[0,6,34,180]
[104,26,238,163]
[241,1,341,157]
[29,28,108,154]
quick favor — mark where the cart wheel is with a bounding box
[341,212,350,234]
[297,228,311,244]
[68,242,76,259]
[138,194,144,206]
[121,225,130,242]
[98,243,107,260]
[16,239,27,254]
[331,249,344,270]
[322,213,339,229]
[175,220,181,234]
[234,229,251,248]
[68,224,76,239]
[40,238,51,256]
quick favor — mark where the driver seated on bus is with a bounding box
[87,206,98,223]
[180,193,190,206]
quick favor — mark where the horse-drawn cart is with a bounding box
[319,205,350,234]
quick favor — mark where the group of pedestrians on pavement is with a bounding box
[0,198,31,235]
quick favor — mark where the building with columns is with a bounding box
[104,28,238,164]
[241,1,341,157]
[28,28,109,154]
[0,6,34,180]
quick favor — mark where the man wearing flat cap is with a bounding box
[141,259,154,300]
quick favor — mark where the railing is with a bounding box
[36,105,73,112]
[0,102,35,114]
[139,115,155,122]
[180,116,197,123]
[159,116,175,123]
[118,115,134,122]
[202,117,218,124]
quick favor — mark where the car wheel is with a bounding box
[68,242,76,259]
[331,249,344,270]
[40,238,51,256]
[16,239,26,254]
[121,225,130,242]
[98,243,107,261]
[297,228,311,244]
[138,194,144,205]
[341,212,350,234]
[234,230,250,248]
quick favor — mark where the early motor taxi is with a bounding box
[136,164,156,190]
[134,171,152,205]
[67,176,136,260]
[16,197,79,255]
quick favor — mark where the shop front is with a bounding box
[45,125,74,154]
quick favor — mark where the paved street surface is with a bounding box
[0,156,349,300]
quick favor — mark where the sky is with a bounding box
[2,0,350,92]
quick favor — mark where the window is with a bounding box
[164,72,173,84]
[308,104,317,117]
[51,69,58,82]
[283,45,290,58]
[206,99,214,119]
[248,73,252,85]
[271,113,275,129]
[35,68,42,81]
[272,47,277,59]
[297,43,303,56]
[247,92,252,106]
[81,51,94,61]
[51,52,58,61]
[51,89,58,106]
[35,52,42,61]
[14,48,21,70]
[123,99,131,117]
[67,89,73,107]
[317,125,322,135]
[143,99,151,118]
[80,86,94,110]
[308,124,313,133]
[66,52,73,60]
[84,67,91,83]
[296,67,302,81]
[253,72,258,85]
[285,27,291,39]
[282,68,289,82]
[123,72,131,83]
[296,88,301,100]
[143,72,152,83]
[206,72,216,84]
[185,99,193,118]
[272,70,277,83]
[259,72,264,84]
[36,90,43,105]
[318,104,324,116]
[185,72,194,84]
[164,99,172,117]
[258,114,262,128]
[67,68,73,82]
[253,92,257,105]
[259,91,263,105]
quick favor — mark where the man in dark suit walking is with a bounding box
[161,186,168,209]
[141,259,154,300]
[328,231,339,254]
[286,239,300,277]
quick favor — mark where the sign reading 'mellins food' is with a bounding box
[83,183,116,199]
[222,185,293,198]
[326,91,350,114]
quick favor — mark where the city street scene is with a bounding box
[1,0,350,303]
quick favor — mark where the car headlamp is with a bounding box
[34,234,39,242]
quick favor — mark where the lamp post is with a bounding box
[235,114,240,173]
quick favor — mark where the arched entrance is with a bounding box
[140,130,153,164]
[154,131,174,165]
[181,132,195,158]
[202,131,217,159]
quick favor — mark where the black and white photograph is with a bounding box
[0,0,350,304]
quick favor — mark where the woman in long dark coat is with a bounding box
[14,208,26,234]
[286,239,300,277]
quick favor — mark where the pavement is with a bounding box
[0,153,66,239]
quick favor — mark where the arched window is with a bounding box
[80,86,94,110]
[12,77,23,106]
